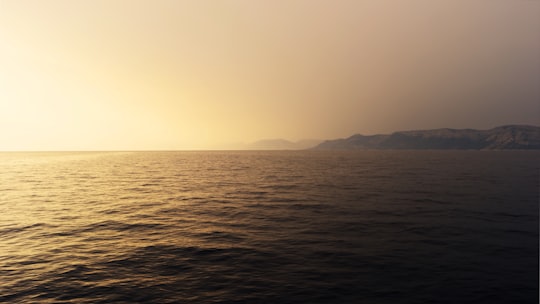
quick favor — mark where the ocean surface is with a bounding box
[0,151,538,303]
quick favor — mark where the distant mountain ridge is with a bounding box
[314,125,540,150]
[247,139,323,150]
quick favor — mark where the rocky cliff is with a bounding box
[314,125,540,150]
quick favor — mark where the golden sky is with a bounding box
[1,0,539,150]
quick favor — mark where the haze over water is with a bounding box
[1,1,539,302]
[1,0,539,150]
[1,151,538,303]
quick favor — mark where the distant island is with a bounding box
[314,125,540,150]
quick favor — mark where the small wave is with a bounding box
[0,223,57,235]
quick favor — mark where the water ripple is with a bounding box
[0,151,538,303]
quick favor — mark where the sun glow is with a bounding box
[1,0,539,150]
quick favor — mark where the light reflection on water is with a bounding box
[0,151,538,303]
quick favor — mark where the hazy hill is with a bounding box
[314,125,540,150]
[247,139,323,150]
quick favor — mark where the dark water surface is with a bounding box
[0,151,538,303]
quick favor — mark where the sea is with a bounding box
[0,151,538,303]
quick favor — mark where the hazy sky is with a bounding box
[1,0,539,150]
